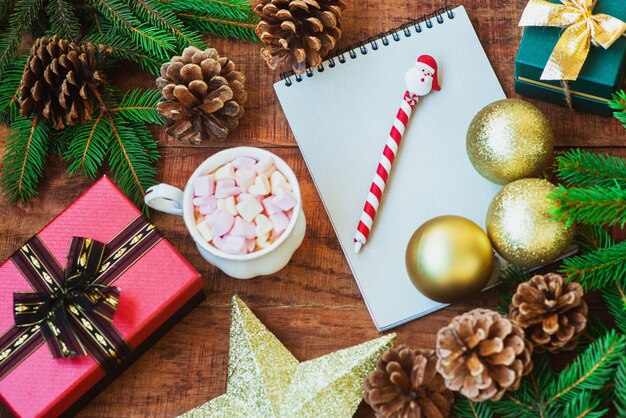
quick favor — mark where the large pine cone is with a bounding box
[254,0,345,74]
[19,35,104,129]
[510,273,587,353]
[436,309,533,402]
[157,47,247,145]
[364,345,453,418]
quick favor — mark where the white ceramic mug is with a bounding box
[145,147,306,279]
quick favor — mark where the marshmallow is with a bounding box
[215,163,235,181]
[196,220,214,242]
[236,197,264,222]
[214,235,246,254]
[262,165,276,178]
[199,203,218,215]
[231,217,257,239]
[255,214,274,237]
[254,157,274,174]
[193,195,218,213]
[262,196,282,215]
[235,168,256,193]
[215,180,241,198]
[256,233,270,249]
[207,211,234,237]
[245,238,256,253]
[248,174,271,196]
[217,196,238,216]
[270,211,290,233]
[270,171,287,193]
[194,174,215,197]
[272,188,297,211]
[232,156,256,170]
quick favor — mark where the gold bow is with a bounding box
[519,0,626,80]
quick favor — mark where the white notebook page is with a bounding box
[275,6,505,331]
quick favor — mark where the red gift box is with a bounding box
[0,177,204,417]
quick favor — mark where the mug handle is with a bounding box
[145,184,184,216]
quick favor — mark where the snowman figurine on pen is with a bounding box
[354,55,441,253]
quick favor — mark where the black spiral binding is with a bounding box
[280,5,455,86]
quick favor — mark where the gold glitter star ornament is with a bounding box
[179,295,396,417]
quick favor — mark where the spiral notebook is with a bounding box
[275,5,505,331]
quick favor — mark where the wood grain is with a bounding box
[0,0,623,416]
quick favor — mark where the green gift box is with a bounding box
[514,0,626,116]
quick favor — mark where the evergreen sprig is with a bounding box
[555,149,626,189]
[550,184,626,228]
[603,283,626,335]
[558,240,626,290]
[614,358,626,416]
[610,90,626,128]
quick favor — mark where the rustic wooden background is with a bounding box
[0,0,623,416]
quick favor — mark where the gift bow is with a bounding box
[0,217,161,380]
[14,237,123,359]
[519,0,626,80]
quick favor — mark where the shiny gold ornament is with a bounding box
[405,215,494,304]
[486,178,574,267]
[519,0,626,81]
[179,295,395,418]
[466,99,554,185]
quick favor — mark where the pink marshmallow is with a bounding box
[239,193,264,203]
[262,165,276,178]
[215,179,241,198]
[262,196,282,215]
[269,211,290,233]
[230,217,257,239]
[213,235,246,254]
[194,196,217,211]
[245,238,256,253]
[235,168,256,193]
[232,156,257,170]
[272,188,297,211]
[206,211,234,237]
[254,157,274,174]
[194,174,215,197]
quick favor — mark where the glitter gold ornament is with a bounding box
[405,215,494,304]
[466,99,554,185]
[179,295,396,418]
[486,178,574,267]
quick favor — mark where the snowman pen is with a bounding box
[354,55,440,253]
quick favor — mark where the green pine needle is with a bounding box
[453,395,494,418]
[555,149,626,189]
[559,240,626,290]
[603,283,626,335]
[45,0,80,41]
[561,390,608,418]
[610,90,626,128]
[106,113,158,208]
[85,31,162,75]
[1,116,50,203]
[168,0,258,41]
[550,184,626,228]
[112,88,163,124]
[546,330,626,406]
[64,111,111,177]
[574,224,615,254]
[0,53,26,124]
[614,358,626,417]
[0,0,44,78]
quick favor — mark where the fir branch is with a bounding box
[561,390,608,418]
[574,225,615,254]
[125,0,204,49]
[575,315,610,354]
[555,149,626,189]
[546,330,626,405]
[559,240,626,290]
[64,111,110,177]
[1,116,50,203]
[603,283,626,335]
[0,0,17,18]
[610,90,626,128]
[0,0,44,78]
[168,0,258,41]
[86,31,161,75]
[550,184,626,228]
[106,114,158,207]
[111,88,163,124]
[614,358,626,417]
[45,0,80,41]
[0,53,26,124]
[453,395,494,418]
[496,265,528,314]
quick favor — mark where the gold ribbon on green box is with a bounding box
[519,0,626,81]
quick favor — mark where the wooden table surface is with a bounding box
[0,1,623,416]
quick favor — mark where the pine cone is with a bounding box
[436,309,533,402]
[254,0,345,74]
[364,345,453,418]
[156,46,247,145]
[510,273,587,353]
[19,35,105,129]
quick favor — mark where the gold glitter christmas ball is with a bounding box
[486,178,574,267]
[406,215,494,303]
[467,99,554,185]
